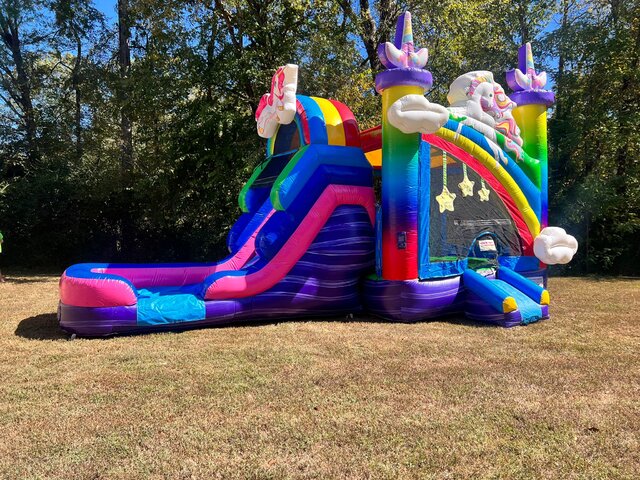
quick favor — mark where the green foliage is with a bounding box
[0,0,637,274]
[547,0,640,274]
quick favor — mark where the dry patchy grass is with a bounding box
[0,274,638,479]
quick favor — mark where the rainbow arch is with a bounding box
[266,95,360,156]
[360,120,542,256]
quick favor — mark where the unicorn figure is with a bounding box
[492,82,522,146]
[447,71,498,128]
[255,64,298,139]
[447,71,522,146]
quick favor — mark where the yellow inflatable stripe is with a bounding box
[502,297,518,313]
[540,290,550,305]
[436,127,541,238]
[311,96,346,146]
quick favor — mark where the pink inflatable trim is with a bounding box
[59,274,138,308]
[204,185,375,300]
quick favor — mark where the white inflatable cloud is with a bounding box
[533,227,578,265]
[387,94,449,135]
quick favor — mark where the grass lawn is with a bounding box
[0,274,638,479]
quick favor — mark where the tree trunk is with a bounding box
[359,0,380,79]
[556,0,569,93]
[117,0,134,255]
[338,0,398,83]
[553,0,570,181]
[517,0,530,44]
[613,1,639,196]
[73,35,83,163]
[118,0,133,174]
[0,12,38,166]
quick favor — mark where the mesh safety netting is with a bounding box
[428,147,522,261]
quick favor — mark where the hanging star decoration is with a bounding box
[478,180,490,202]
[458,164,475,197]
[436,151,456,213]
[506,42,547,92]
[378,12,429,70]
[436,187,456,213]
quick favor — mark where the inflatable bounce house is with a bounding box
[59,12,578,336]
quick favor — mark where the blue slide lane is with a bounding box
[463,268,544,324]
[488,279,542,323]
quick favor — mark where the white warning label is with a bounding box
[478,239,497,252]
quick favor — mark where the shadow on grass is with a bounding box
[15,313,67,340]
[4,276,57,284]
[11,311,501,341]
[445,316,505,328]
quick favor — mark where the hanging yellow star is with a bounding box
[478,184,490,202]
[436,186,456,213]
[458,176,475,197]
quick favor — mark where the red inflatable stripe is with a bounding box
[295,99,311,145]
[329,99,361,147]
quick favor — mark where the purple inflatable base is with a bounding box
[362,269,549,327]
[58,276,370,337]
[58,301,363,337]
[362,275,466,323]
[59,272,549,336]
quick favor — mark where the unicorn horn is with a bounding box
[394,11,414,49]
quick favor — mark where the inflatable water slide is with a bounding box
[60,94,376,336]
[58,12,577,336]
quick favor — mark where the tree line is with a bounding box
[0,0,638,274]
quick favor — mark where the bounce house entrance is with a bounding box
[467,232,501,268]
[420,146,523,279]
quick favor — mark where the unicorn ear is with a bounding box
[410,48,429,69]
[384,42,407,68]
[255,64,298,138]
[276,64,298,124]
[279,64,299,91]
[514,69,531,89]
[255,93,270,121]
[533,71,547,89]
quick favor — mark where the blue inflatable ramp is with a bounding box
[463,267,549,327]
